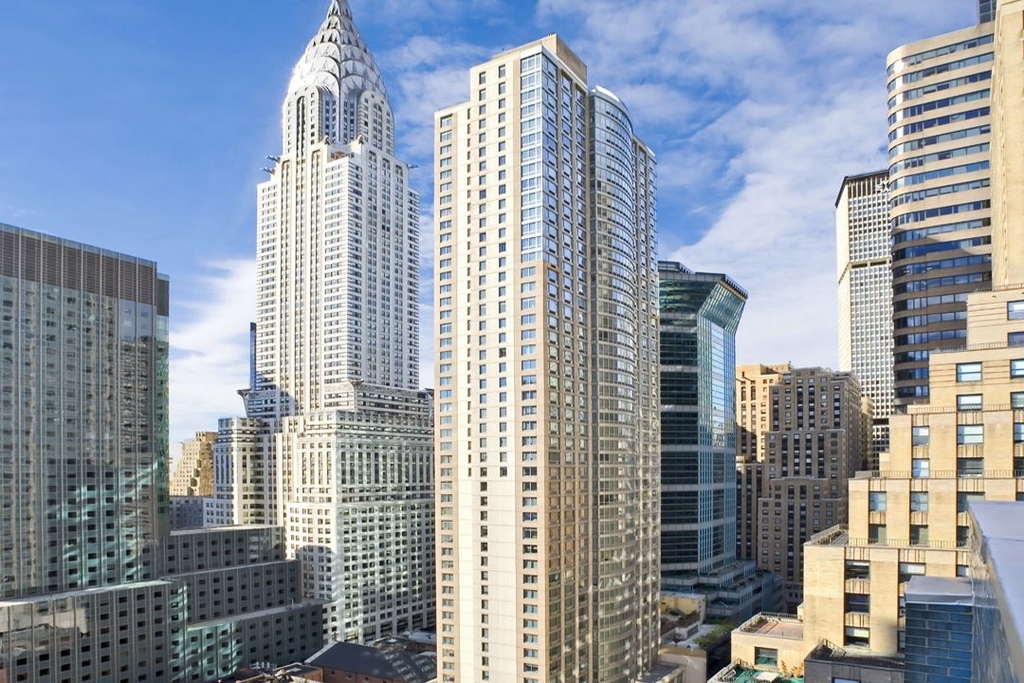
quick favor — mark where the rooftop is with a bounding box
[710,662,803,682]
[736,614,804,641]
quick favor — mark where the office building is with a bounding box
[0,222,172,682]
[736,365,868,610]
[216,0,435,643]
[659,262,775,621]
[887,16,995,406]
[0,223,323,683]
[837,171,894,466]
[433,35,668,683]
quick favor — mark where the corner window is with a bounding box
[1013,359,1024,379]
[957,362,982,382]
[957,394,983,411]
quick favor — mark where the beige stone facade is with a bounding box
[170,430,216,496]
[434,35,663,683]
[990,0,1024,288]
[736,365,868,609]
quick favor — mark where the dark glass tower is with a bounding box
[659,261,774,621]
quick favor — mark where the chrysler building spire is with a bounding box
[283,0,393,153]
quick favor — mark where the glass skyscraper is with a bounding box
[887,18,994,405]
[0,222,176,682]
[658,262,774,622]
[0,222,170,596]
[659,265,743,570]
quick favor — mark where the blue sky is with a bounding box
[0,0,977,446]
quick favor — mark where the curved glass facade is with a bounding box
[658,263,746,577]
[887,23,994,405]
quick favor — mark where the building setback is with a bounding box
[736,364,868,610]
[214,0,435,644]
[433,35,664,683]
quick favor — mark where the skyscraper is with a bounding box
[0,222,170,595]
[433,36,665,683]
[837,171,894,466]
[659,262,774,621]
[218,0,435,643]
[736,364,868,610]
[887,17,995,406]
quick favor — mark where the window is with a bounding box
[869,492,887,512]
[1012,359,1024,378]
[754,647,778,667]
[845,560,870,580]
[957,394,982,411]
[1015,423,1024,443]
[845,593,870,613]
[910,525,929,546]
[844,626,869,647]
[1011,332,1024,347]
[957,491,984,513]
[959,458,984,477]
[957,362,982,382]
[1009,300,1024,319]
[869,524,887,544]
[1012,392,1024,408]
[912,426,930,446]
[899,562,925,583]
[957,424,983,444]
[910,491,929,512]
[912,458,931,478]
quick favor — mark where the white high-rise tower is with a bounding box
[216,0,434,644]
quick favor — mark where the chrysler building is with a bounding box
[215,0,434,644]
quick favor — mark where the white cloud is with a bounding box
[532,0,973,369]
[169,260,255,446]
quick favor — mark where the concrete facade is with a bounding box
[433,35,664,683]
